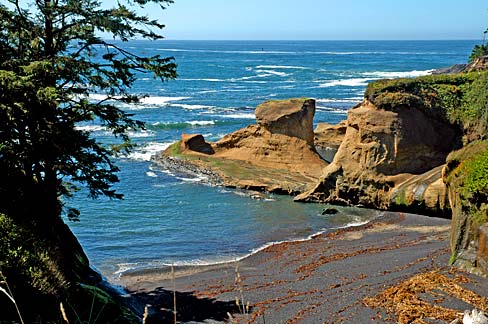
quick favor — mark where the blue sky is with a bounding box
[139,0,487,40]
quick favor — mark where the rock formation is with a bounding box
[160,98,327,194]
[314,121,347,162]
[443,141,488,276]
[296,98,457,215]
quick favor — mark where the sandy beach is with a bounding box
[120,212,488,323]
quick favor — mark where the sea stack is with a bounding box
[160,98,327,194]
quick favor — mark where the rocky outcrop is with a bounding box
[179,133,214,154]
[467,55,488,72]
[160,98,327,194]
[255,98,315,145]
[432,55,488,75]
[314,121,347,162]
[296,99,457,215]
[443,141,488,276]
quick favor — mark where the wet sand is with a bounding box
[119,212,488,323]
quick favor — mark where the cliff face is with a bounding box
[161,98,327,194]
[443,141,488,275]
[296,99,456,215]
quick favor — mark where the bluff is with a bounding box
[443,141,488,275]
[159,98,327,194]
[296,89,459,217]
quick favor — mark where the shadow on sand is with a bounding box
[128,287,245,323]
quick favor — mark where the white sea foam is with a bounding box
[361,69,434,79]
[126,142,173,161]
[171,104,215,110]
[127,129,155,138]
[186,120,215,126]
[255,69,289,77]
[316,97,363,103]
[146,171,158,178]
[88,94,189,108]
[75,125,106,132]
[138,96,190,106]
[256,65,309,70]
[224,113,256,119]
[318,78,372,88]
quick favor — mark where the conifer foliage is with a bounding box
[0,0,177,220]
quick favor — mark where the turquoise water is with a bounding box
[68,40,476,278]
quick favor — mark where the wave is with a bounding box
[255,69,290,77]
[75,125,106,132]
[127,129,155,138]
[171,103,216,110]
[88,94,190,109]
[360,69,434,79]
[126,142,173,162]
[316,97,363,104]
[316,106,349,114]
[318,78,372,88]
[224,113,256,119]
[256,65,309,70]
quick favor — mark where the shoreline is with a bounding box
[120,211,488,323]
[110,207,382,280]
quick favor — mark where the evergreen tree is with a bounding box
[0,0,177,221]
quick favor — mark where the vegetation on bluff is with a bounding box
[445,141,488,227]
[365,71,488,141]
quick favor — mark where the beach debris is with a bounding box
[463,309,488,324]
[364,270,488,324]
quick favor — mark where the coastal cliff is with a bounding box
[159,98,327,194]
[444,141,488,275]
[295,95,457,216]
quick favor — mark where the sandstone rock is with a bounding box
[161,98,327,194]
[467,55,488,72]
[479,224,488,275]
[255,98,315,145]
[180,133,214,155]
[444,141,488,275]
[296,99,457,216]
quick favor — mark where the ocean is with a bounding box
[68,40,476,279]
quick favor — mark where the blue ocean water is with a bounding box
[68,40,476,278]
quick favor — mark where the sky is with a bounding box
[134,0,487,40]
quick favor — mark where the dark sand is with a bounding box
[119,212,488,323]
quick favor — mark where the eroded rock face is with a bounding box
[444,141,488,276]
[180,133,214,155]
[255,98,315,145]
[161,98,327,194]
[296,99,457,215]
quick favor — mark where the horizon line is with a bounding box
[109,38,481,42]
